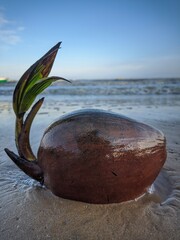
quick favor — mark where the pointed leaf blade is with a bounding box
[19,77,68,114]
[18,98,44,161]
[13,42,61,116]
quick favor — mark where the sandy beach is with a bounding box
[0,79,180,240]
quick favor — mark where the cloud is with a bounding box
[55,62,144,79]
[0,14,9,25]
[55,56,180,79]
[140,56,180,78]
[0,11,24,45]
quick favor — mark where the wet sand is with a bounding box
[0,96,180,240]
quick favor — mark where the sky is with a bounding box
[0,0,180,80]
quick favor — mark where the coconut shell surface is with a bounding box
[38,109,166,204]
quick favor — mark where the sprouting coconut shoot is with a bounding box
[5,43,166,204]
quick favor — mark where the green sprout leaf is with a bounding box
[13,42,62,116]
[11,42,70,161]
[19,76,69,114]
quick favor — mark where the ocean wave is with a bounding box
[0,78,180,96]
